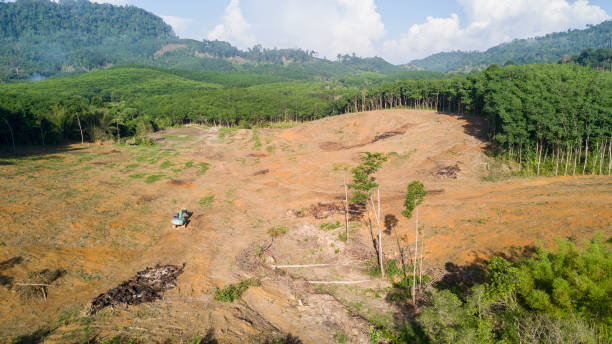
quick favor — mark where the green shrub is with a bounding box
[320,221,341,231]
[267,226,289,238]
[198,162,210,174]
[159,160,174,169]
[145,174,164,184]
[199,195,215,208]
[214,278,259,303]
[415,235,611,343]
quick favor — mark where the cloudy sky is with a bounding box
[69,1,612,64]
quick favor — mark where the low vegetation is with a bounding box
[214,278,259,303]
[386,235,611,343]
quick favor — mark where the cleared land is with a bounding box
[0,110,610,343]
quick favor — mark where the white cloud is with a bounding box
[206,0,256,49]
[383,0,610,64]
[206,0,385,59]
[161,15,192,37]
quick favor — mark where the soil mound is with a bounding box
[90,264,184,314]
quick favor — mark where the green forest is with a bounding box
[407,235,612,343]
[3,63,609,175]
[407,20,612,72]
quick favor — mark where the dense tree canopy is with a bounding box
[408,20,612,72]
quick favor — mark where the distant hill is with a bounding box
[561,48,612,70]
[0,0,403,82]
[406,20,612,72]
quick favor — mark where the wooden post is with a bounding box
[412,207,418,305]
[344,176,349,241]
[76,113,84,144]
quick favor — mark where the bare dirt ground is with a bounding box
[0,110,610,343]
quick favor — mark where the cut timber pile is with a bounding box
[296,202,345,219]
[90,264,184,314]
[433,164,461,179]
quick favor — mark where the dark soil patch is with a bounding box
[433,164,461,179]
[319,142,345,151]
[168,179,187,186]
[100,150,121,155]
[248,153,269,158]
[90,264,184,314]
[253,169,270,176]
[426,189,445,195]
[137,194,158,203]
[372,130,404,143]
[319,126,409,152]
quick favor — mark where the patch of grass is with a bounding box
[145,174,165,184]
[268,121,301,129]
[251,129,262,150]
[337,231,347,242]
[214,278,259,303]
[482,158,511,182]
[333,333,347,343]
[159,160,174,169]
[267,226,289,238]
[462,217,489,225]
[163,135,195,141]
[320,221,342,231]
[125,163,139,170]
[266,144,276,153]
[128,173,145,179]
[218,127,238,142]
[199,195,215,208]
[184,161,193,168]
[198,162,210,174]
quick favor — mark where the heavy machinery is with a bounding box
[171,209,192,228]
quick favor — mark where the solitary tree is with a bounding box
[349,152,387,277]
[402,181,427,304]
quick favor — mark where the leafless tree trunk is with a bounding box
[564,144,571,176]
[599,142,604,175]
[574,145,581,175]
[412,207,419,305]
[343,176,349,241]
[537,141,542,175]
[592,142,599,175]
[369,188,384,278]
[583,136,589,175]
[608,138,612,176]
[1,117,15,153]
[76,113,84,144]
[419,227,424,291]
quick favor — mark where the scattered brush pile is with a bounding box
[15,269,64,300]
[433,164,461,178]
[296,202,345,219]
[90,264,184,314]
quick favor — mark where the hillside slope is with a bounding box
[1,110,610,342]
[0,0,404,82]
[406,20,612,72]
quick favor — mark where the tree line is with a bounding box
[334,63,612,176]
[1,63,610,177]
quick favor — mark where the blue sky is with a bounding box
[81,1,612,63]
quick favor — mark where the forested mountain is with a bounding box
[0,0,404,82]
[561,48,612,70]
[0,0,175,80]
[406,20,612,72]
